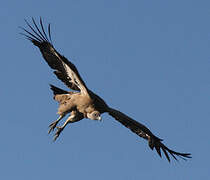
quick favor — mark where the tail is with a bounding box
[50,84,68,96]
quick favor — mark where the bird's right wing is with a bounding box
[108,108,191,162]
[20,18,89,95]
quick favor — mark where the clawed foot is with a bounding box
[53,126,63,141]
[48,115,65,134]
[48,121,59,134]
[48,114,72,141]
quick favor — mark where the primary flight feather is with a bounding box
[20,17,191,162]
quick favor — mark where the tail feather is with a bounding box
[50,84,68,96]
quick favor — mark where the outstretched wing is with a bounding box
[108,108,191,162]
[20,17,89,95]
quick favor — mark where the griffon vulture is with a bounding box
[20,18,191,162]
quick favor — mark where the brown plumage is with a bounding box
[20,18,191,162]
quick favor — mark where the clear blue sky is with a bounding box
[1,0,209,179]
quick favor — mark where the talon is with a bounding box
[48,121,58,134]
[53,126,63,141]
[48,115,66,134]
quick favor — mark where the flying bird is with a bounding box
[20,18,191,162]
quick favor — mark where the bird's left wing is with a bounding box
[20,18,89,95]
[107,108,191,162]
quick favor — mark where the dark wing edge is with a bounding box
[107,108,191,162]
[20,17,89,94]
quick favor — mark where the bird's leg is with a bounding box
[48,114,65,134]
[53,113,76,141]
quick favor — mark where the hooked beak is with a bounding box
[97,116,102,121]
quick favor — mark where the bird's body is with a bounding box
[48,84,106,137]
[55,92,93,117]
[20,18,191,162]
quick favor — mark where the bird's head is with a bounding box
[87,111,102,121]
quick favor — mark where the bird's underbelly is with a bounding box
[57,101,75,115]
[56,93,92,115]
